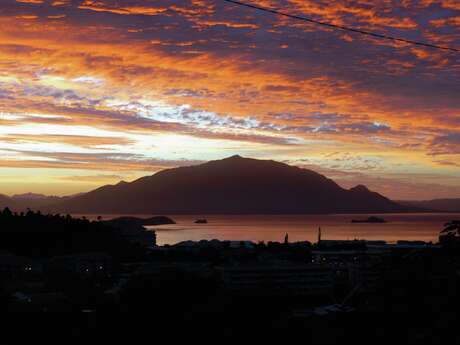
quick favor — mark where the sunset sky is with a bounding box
[0,0,459,199]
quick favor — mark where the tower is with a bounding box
[318,227,322,244]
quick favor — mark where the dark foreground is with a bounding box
[1,210,460,344]
[5,309,460,344]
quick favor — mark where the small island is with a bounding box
[103,215,176,229]
[351,216,387,223]
[194,219,208,224]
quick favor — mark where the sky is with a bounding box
[0,0,459,200]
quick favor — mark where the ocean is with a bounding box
[82,213,460,246]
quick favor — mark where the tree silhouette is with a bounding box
[2,207,12,217]
[0,207,143,258]
[439,220,460,247]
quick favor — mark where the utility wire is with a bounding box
[222,0,460,53]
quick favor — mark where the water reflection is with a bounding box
[140,213,459,245]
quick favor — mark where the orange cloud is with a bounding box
[16,0,44,3]
[78,1,168,16]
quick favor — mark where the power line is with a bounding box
[222,0,460,53]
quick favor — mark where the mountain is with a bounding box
[0,194,16,209]
[399,199,460,212]
[12,193,50,200]
[52,155,414,214]
[11,193,68,210]
[0,193,73,212]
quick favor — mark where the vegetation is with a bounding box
[439,220,460,248]
[0,207,141,258]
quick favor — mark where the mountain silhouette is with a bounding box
[399,198,460,212]
[51,155,413,214]
[7,193,68,210]
[0,194,16,209]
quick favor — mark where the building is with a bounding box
[49,252,112,276]
[131,261,213,278]
[0,253,43,279]
[312,250,363,265]
[0,253,44,292]
[218,263,333,296]
[174,239,255,250]
[348,261,382,293]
